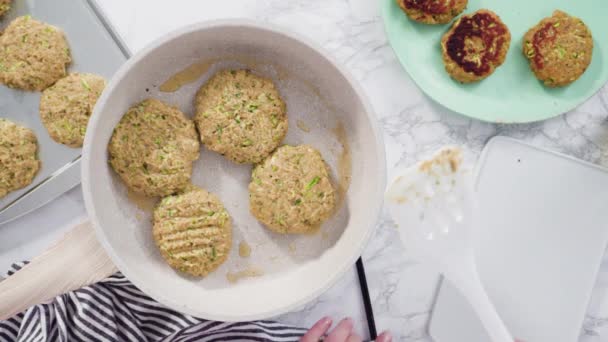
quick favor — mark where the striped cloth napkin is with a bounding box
[0,263,307,342]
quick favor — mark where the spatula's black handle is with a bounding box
[356,258,377,340]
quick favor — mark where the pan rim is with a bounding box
[82,18,387,322]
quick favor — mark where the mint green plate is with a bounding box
[382,0,607,123]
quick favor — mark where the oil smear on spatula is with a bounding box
[386,147,472,248]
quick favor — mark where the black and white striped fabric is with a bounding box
[0,263,307,342]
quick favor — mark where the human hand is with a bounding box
[300,317,392,342]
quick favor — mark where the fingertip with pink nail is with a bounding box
[376,331,392,342]
[340,317,354,328]
[319,316,333,327]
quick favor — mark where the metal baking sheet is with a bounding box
[0,0,128,220]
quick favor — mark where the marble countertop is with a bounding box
[1,0,608,340]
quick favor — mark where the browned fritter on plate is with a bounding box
[523,10,593,87]
[397,0,468,25]
[441,9,511,83]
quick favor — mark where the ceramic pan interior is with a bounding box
[82,20,386,321]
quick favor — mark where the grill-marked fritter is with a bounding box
[153,186,232,277]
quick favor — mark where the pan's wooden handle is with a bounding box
[0,220,116,319]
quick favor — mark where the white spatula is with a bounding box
[386,147,513,342]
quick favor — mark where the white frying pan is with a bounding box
[0,20,386,322]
